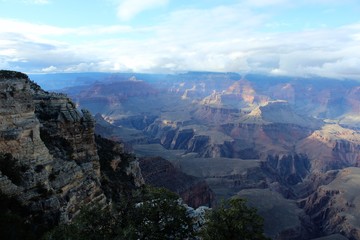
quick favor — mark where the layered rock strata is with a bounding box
[0,71,142,232]
[300,168,360,239]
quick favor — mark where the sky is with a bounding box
[1,0,360,79]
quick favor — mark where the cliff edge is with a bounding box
[0,70,143,233]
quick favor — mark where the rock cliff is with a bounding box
[193,105,242,124]
[300,168,360,239]
[0,71,143,233]
[297,124,360,172]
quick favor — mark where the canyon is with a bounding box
[0,70,215,237]
[36,71,360,240]
[3,71,357,239]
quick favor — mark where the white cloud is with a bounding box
[0,19,136,38]
[305,58,360,79]
[1,3,360,80]
[41,65,57,72]
[117,0,169,21]
[0,19,71,39]
[270,68,286,75]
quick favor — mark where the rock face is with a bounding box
[300,168,360,240]
[0,71,142,232]
[263,154,311,185]
[141,100,320,159]
[95,135,144,202]
[138,156,215,208]
[297,124,360,172]
[193,105,241,124]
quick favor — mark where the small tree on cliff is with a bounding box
[120,186,195,239]
[200,198,269,240]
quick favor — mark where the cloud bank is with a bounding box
[1,1,360,80]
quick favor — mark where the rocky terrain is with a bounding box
[300,168,360,239]
[29,71,360,239]
[0,70,217,238]
[139,156,215,208]
[0,71,144,234]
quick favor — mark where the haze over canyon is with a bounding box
[28,71,360,239]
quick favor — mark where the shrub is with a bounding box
[121,186,195,239]
[0,70,29,80]
[200,198,269,240]
[44,186,195,240]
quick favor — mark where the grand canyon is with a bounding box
[22,71,358,239]
[2,0,360,239]
[1,70,360,239]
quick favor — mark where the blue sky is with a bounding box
[1,0,360,79]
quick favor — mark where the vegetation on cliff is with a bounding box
[0,70,29,80]
[44,186,196,240]
[200,198,269,240]
[44,188,268,240]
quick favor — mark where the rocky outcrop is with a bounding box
[187,135,212,156]
[300,168,360,240]
[297,124,360,172]
[0,71,142,233]
[138,156,215,208]
[294,170,339,199]
[0,72,67,228]
[32,82,106,224]
[145,122,228,158]
[219,122,314,159]
[262,154,311,185]
[0,74,52,167]
[95,136,143,202]
[193,105,241,124]
[144,117,317,159]
[260,154,311,198]
[145,122,196,150]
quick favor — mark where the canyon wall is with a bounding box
[0,71,142,232]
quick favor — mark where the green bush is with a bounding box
[122,186,195,239]
[200,198,269,240]
[44,204,116,240]
[44,189,269,240]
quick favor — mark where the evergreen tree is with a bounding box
[200,198,269,240]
